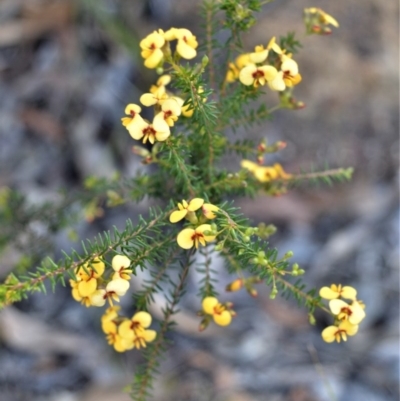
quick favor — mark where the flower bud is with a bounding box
[226,279,244,292]
[283,251,294,260]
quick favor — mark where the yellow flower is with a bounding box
[154,98,182,127]
[140,30,165,69]
[177,224,216,249]
[240,159,259,173]
[75,258,105,297]
[235,53,251,69]
[174,28,198,60]
[319,284,357,301]
[121,104,143,127]
[322,320,358,343]
[90,278,130,307]
[310,8,339,28]
[118,311,157,349]
[101,306,120,334]
[169,198,204,223]
[70,279,92,307]
[202,296,232,326]
[150,75,171,94]
[329,299,366,325]
[127,117,170,144]
[225,62,240,83]
[226,278,244,292]
[239,64,278,87]
[249,37,282,64]
[241,160,292,182]
[106,325,130,353]
[268,55,301,91]
[111,254,131,281]
[140,86,169,107]
[304,8,339,35]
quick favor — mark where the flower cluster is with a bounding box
[102,306,157,352]
[304,7,339,35]
[70,255,132,308]
[70,255,157,352]
[199,296,236,329]
[226,37,302,91]
[169,198,219,250]
[241,159,292,183]
[140,28,198,69]
[320,284,366,343]
[121,29,200,146]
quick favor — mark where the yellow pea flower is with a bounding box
[202,296,232,326]
[140,86,169,107]
[268,56,301,92]
[75,258,105,297]
[150,74,171,94]
[169,198,204,223]
[249,37,282,64]
[175,28,198,60]
[322,320,358,343]
[319,284,357,301]
[329,299,366,325]
[154,98,182,127]
[111,254,131,281]
[140,30,165,69]
[177,224,216,249]
[121,104,143,127]
[118,311,157,349]
[239,64,278,87]
[127,117,170,144]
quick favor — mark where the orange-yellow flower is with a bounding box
[202,296,232,326]
[177,224,216,249]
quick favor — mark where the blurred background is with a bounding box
[0,0,398,400]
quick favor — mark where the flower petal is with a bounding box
[321,325,338,343]
[170,209,187,223]
[329,299,348,315]
[112,255,131,271]
[78,277,97,297]
[187,198,204,211]
[132,311,152,328]
[319,286,340,299]
[214,310,232,326]
[119,320,134,340]
[202,296,218,314]
[177,228,195,249]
